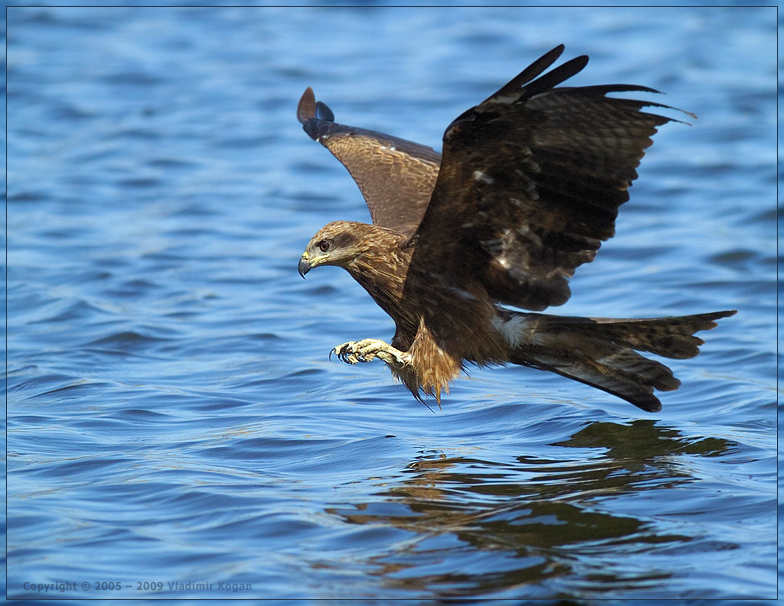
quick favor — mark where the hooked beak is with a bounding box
[298,254,311,278]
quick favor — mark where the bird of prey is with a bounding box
[296,45,735,412]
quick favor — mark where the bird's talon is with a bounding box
[330,341,365,365]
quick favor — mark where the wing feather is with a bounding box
[297,87,440,237]
[408,46,689,311]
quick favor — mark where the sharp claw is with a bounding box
[330,343,347,362]
[330,342,358,364]
[329,340,407,367]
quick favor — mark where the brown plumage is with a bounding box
[296,45,735,412]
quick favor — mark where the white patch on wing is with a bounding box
[473,170,494,184]
[517,224,542,247]
[486,93,522,105]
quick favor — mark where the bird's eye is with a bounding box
[318,240,330,252]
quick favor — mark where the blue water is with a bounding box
[6,5,777,601]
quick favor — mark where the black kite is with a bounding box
[296,45,735,412]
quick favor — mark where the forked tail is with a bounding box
[501,310,736,411]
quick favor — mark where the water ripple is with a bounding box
[7,5,775,601]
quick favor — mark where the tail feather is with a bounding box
[558,312,735,359]
[501,310,736,412]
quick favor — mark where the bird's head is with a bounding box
[298,221,366,278]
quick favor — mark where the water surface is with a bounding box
[7,5,777,601]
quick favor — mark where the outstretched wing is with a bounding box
[297,87,441,237]
[409,45,690,311]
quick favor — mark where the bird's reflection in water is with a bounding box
[326,420,734,597]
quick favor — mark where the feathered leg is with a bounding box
[330,319,463,406]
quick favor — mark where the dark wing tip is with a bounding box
[709,309,738,324]
[520,54,589,98]
[297,88,337,141]
[494,44,569,97]
[297,87,316,124]
[469,46,589,116]
[315,100,334,122]
[558,83,698,123]
[297,87,336,124]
